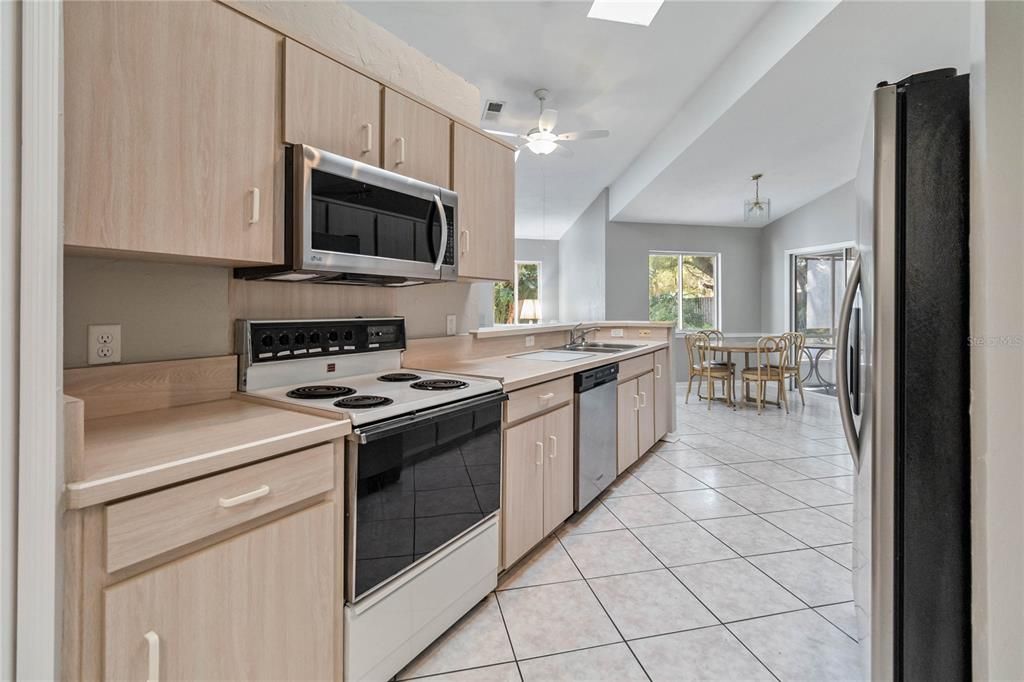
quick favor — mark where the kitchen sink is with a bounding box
[557,342,644,353]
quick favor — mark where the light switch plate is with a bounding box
[88,323,122,365]
[525,335,535,347]
[610,328,624,337]
[446,314,457,336]
[639,329,652,337]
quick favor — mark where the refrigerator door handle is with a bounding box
[836,254,862,470]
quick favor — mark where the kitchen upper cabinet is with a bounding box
[383,89,452,188]
[542,405,575,536]
[452,125,515,282]
[617,379,640,474]
[502,417,546,567]
[284,39,382,165]
[64,1,280,265]
[103,504,335,681]
[653,349,671,441]
[638,371,656,455]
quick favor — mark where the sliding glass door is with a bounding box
[791,248,857,341]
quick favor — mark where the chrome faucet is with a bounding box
[569,323,601,346]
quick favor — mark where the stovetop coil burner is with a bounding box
[286,385,356,399]
[377,372,422,382]
[334,395,394,409]
[410,379,469,391]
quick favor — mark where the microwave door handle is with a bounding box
[433,194,448,271]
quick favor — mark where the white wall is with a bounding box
[515,238,559,322]
[0,1,19,678]
[969,2,1024,678]
[759,181,857,332]
[558,190,607,322]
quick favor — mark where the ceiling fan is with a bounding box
[485,89,609,161]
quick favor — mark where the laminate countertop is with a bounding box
[64,397,350,509]
[406,340,670,392]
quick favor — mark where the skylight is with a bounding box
[587,0,664,27]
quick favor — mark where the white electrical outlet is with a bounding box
[639,329,652,337]
[88,324,122,365]
[446,314,457,336]
[610,328,625,338]
[525,335,535,347]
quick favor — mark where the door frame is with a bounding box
[15,0,64,679]
[782,240,855,335]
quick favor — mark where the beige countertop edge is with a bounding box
[469,321,676,339]
[407,340,670,392]
[65,404,350,510]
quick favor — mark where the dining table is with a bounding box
[705,339,785,408]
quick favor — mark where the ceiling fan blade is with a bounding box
[556,129,610,141]
[538,108,558,133]
[483,128,526,140]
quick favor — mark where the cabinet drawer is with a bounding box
[618,353,655,382]
[505,377,573,424]
[105,444,335,572]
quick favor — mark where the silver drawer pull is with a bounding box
[538,392,555,401]
[535,441,544,467]
[144,630,160,682]
[218,484,270,508]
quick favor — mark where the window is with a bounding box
[493,261,542,325]
[649,252,719,331]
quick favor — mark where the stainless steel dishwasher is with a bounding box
[574,363,619,510]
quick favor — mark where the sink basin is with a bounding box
[557,342,644,353]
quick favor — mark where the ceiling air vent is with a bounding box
[481,99,506,123]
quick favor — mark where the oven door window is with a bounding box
[310,169,443,264]
[353,402,501,599]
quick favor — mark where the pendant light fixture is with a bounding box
[744,173,771,224]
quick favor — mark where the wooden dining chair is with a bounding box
[703,329,731,367]
[781,331,807,405]
[740,335,789,415]
[683,333,705,404]
[695,334,734,410]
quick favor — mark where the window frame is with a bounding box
[494,260,543,325]
[648,250,722,332]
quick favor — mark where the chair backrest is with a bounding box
[754,335,788,378]
[684,333,703,368]
[782,331,805,368]
[693,334,717,372]
[704,329,725,346]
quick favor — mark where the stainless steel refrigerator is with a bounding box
[841,69,971,681]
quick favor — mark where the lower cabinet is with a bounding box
[103,503,336,681]
[617,371,657,474]
[502,404,575,566]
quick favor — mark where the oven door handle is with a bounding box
[349,391,508,443]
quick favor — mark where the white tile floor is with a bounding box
[396,385,861,682]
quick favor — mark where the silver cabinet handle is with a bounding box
[396,136,406,165]
[549,435,557,459]
[633,394,640,411]
[836,254,862,470]
[433,194,448,271]
[655,364,662,379]
[362,123,374,154]
[248,187,260,224]
[640,391,648,408]
[144,630,160,682]
[535,441,544,468]
[538,392,555,401]
[461,229,470,255]
[218,484,270,508]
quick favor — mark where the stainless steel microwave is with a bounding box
[235,144,457,285]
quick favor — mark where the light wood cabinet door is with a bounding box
[638,371,657,455]
[653,349,671,441]
[64,1,280,264]
[103,504,336,681]
[453,125,515,281]
[617,379,639,474]
[382,88,452,188]
[542,404,575,536]
[283,39,382,165]
[502,416,546,566]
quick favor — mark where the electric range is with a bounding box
[236,317,505,682]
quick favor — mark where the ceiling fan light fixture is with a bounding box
[744,173,771,223]
[525,131,558,155]
[587,0,664,26]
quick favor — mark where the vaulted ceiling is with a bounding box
[348,0,971,238]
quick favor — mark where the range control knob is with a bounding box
[327,330,339,343]
[278,333,290,346]
[294,332,306,345]
[343,329,355,342]
[309,331,321,344]
[260,334,274,348]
